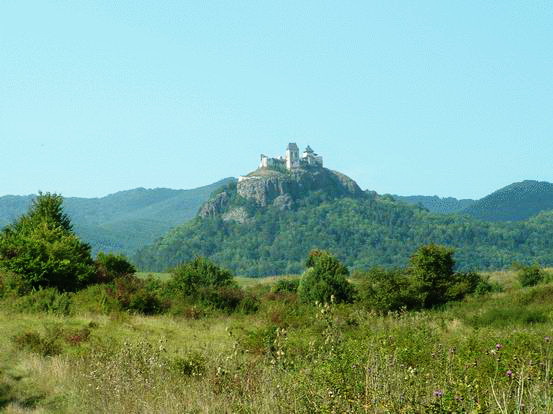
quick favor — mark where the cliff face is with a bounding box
[198,166,364,219]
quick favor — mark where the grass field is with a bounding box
[2,269,553,413]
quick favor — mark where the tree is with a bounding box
[298,250,355,304]
[169,257,235,296]
[0,193,95,291]
[515,263,545,287]
[95,252,136,283]
[409,244,455,307]
[356,267,421,312]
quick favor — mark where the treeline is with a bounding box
[135,189,553,276]
[1,193,550,317]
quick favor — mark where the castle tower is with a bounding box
[301,144,323,167]
[285,143,300,170]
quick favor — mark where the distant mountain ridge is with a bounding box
[4,175,553,269]
[135,168,553,276]
[462,180,553,222]
[393,195,476,214]
[395,180,553,222]
[0,178,236,255]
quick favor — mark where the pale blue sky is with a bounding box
[1,1,552,199]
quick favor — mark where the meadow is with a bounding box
[1,268,553,413]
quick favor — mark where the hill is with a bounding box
[0,178,235,255]
[462,180,553,222]
[135,166,553,275]
[393,194,475,213]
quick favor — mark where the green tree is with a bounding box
[95,252,136,283]
[515,263,545,287]
[0,193,95,291]
[356,267,421,311]
[169,257,235,296]
[409,244,455,308]
[298,250,355,304]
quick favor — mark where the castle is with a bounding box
[259,143,323,171]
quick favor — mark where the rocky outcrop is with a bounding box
[198,166,364,220]
[237,167,363,207]
[198,191,230,218]
[222,207,251,224]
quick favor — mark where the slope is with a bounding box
[462,180,553,221]
[0,178,235,255]
[135,168,553,276]
[393,195,476,213]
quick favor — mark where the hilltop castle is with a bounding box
[259,143,323,171]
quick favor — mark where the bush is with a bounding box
[12,330,62,356]
[473,276,503,296]
[107,275,163,315]
[409,244,455,308]
[445,271,483,302]
[0,193,95,291]
[238,293,260,314]
[515,263,545,287]
[0,270,32,297]
[94,252,136,283]
[356,247,488,312]
[272,278,300,294]
[169,257,235,296]
[13,288,72,315]
[298,250,355,304]
[71,284,119,314]
[356,268,420,312]
[172,352,206,377]
[197,286,244,312]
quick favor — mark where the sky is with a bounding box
[1,1,552,200]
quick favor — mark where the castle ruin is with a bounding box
[259,143,323,171]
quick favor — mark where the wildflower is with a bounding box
[506,370,513,378]
[433,390,443,398]
[496,343,503,350]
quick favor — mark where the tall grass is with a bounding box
[2,282,553,413]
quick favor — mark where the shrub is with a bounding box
[169,257,235,296]
[473,276,503,295]
[515,263,545,287]
[298,250,355,304]
[0,270,32,297]
[12,330,62,356]
[0,193,95,291]
[357,247,487,311]
[71,284,119,314]
[172,352,206,377]
[272,278,300,294]
[445,271,483,302]
[13,288,72,315]
[107,275,163,315]
[356,268,420,312]
[198,286,244,312]
[409,244,455,308]
[238,293,260,314]
[94,252,136,283]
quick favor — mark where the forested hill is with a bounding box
[395,180,553,221]
[393,195,475,213]
[0,178,235,255]
[135,167,553,276]
[462,180,553,222]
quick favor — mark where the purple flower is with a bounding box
[495,343,503,350]
[433,390,443,398]
[506,370,513,378]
